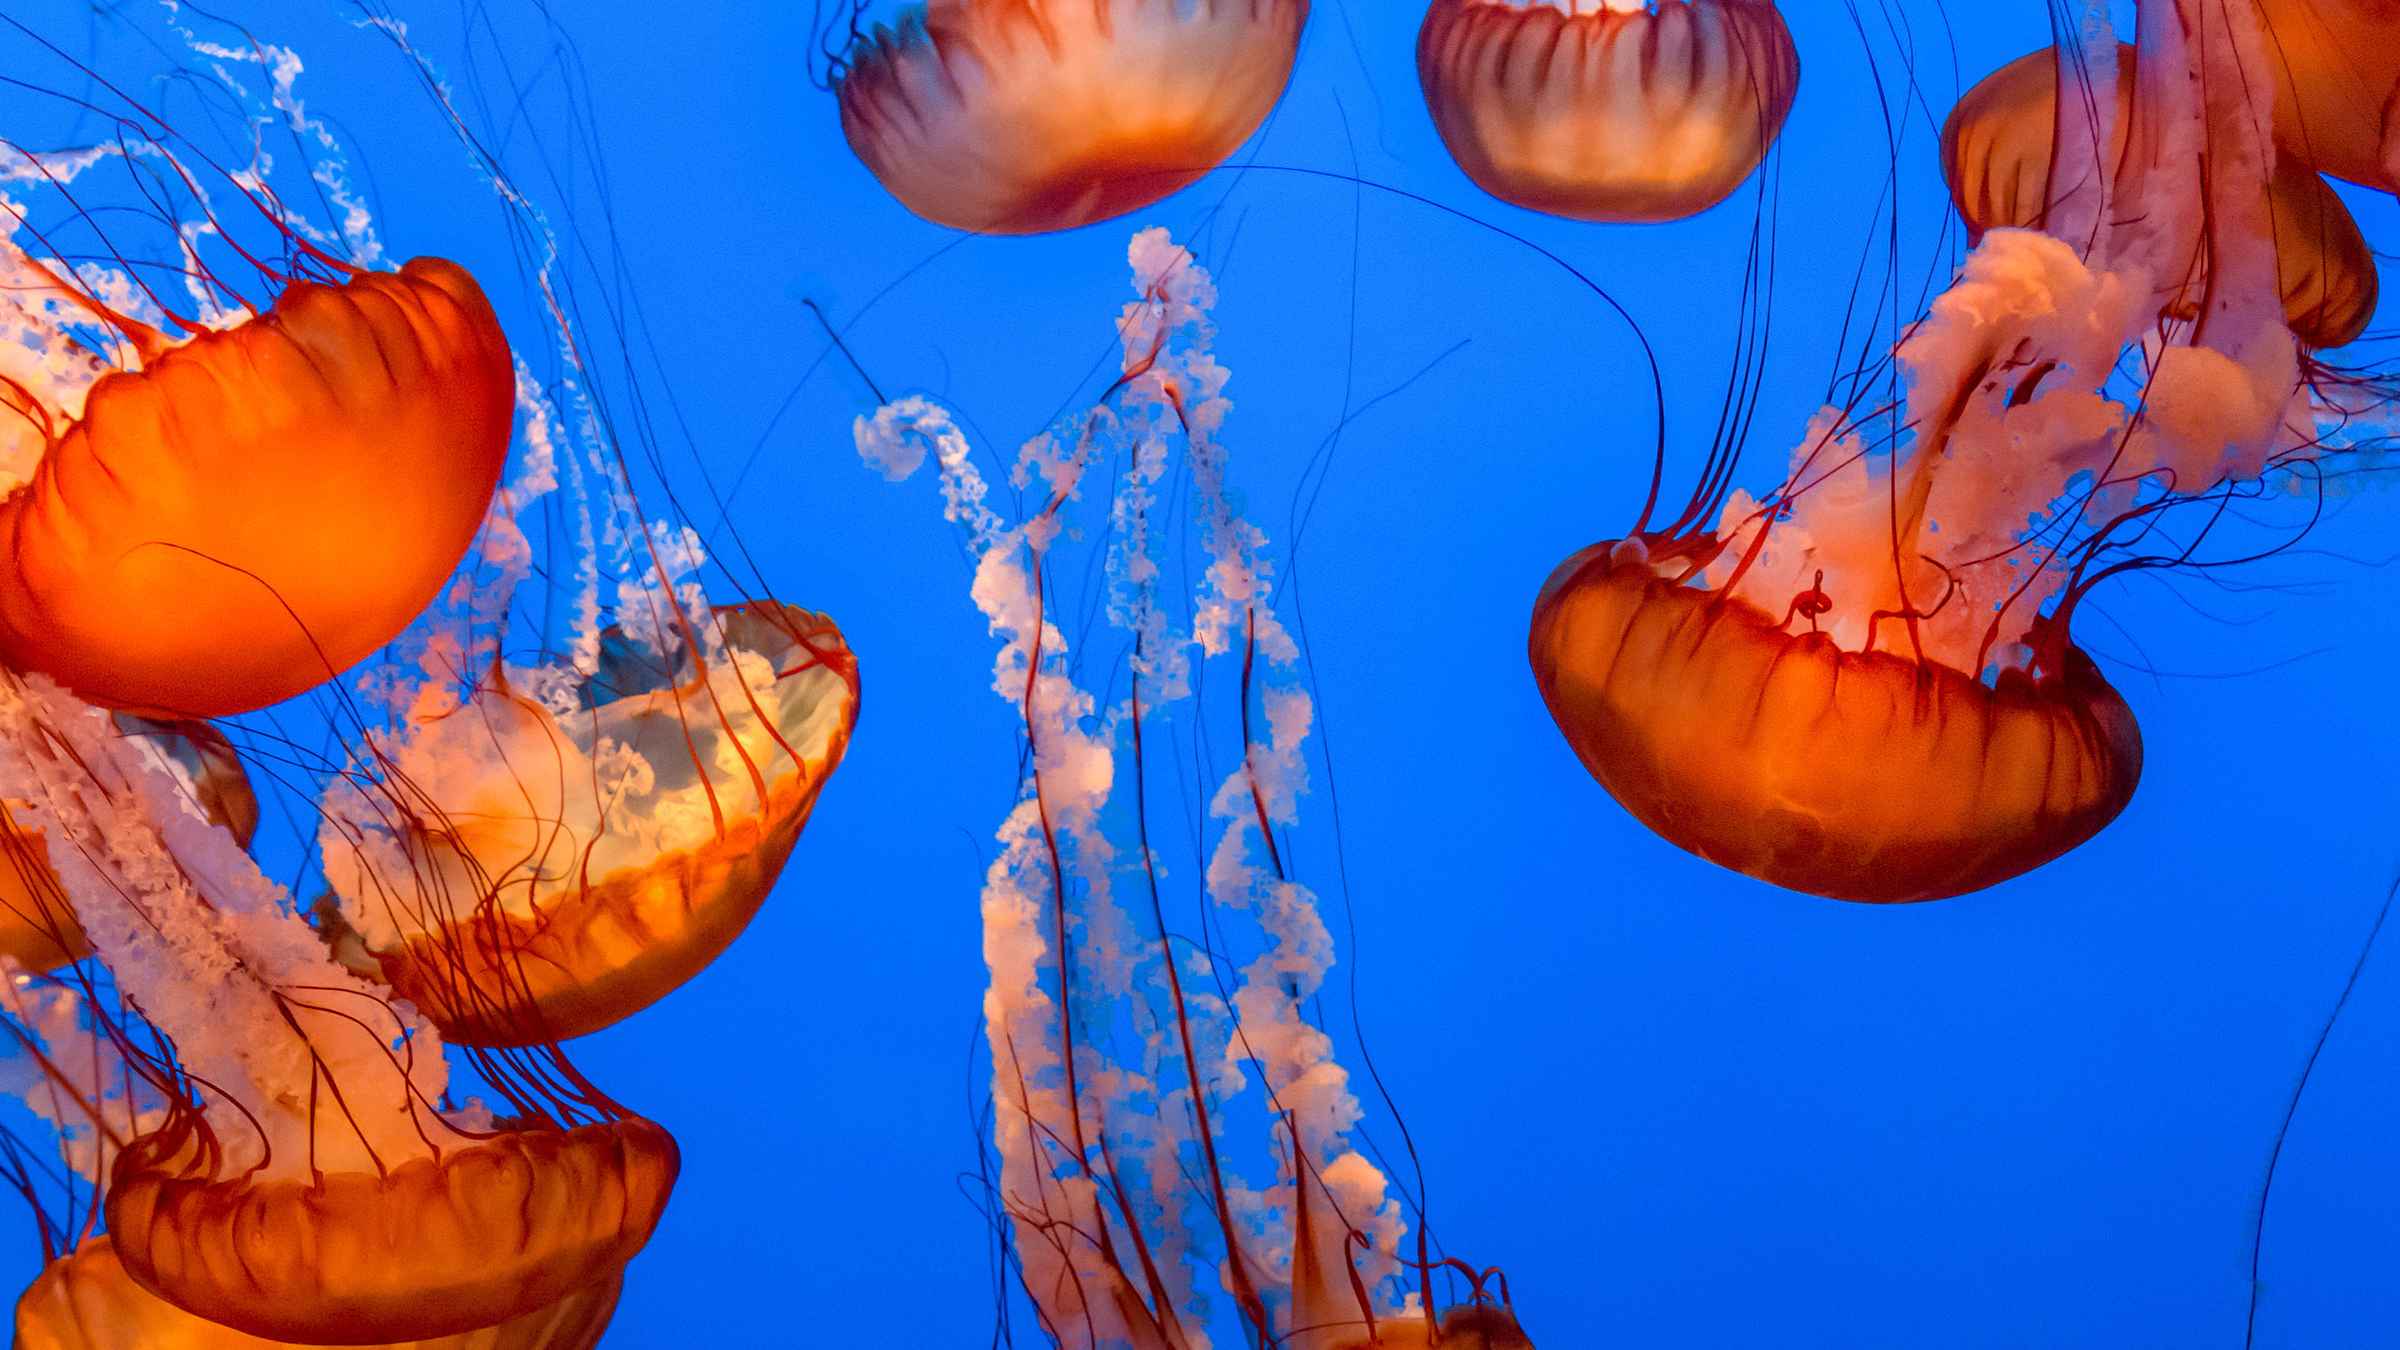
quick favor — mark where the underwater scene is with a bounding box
[0,0,2392,1346]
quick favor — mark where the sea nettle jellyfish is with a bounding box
[1417,0,1800,222]
[1942,41,2378,347]
[2249,0,2400,194]
[830,0,1310,233]
[0,973,628,1350]
[315,475,860,1046]
[17,1243,622,1350]
[0,48,513,717]
[0,5,867,1053]
[1529,0,2391,902]
[860,231,1531,1347]
[0,682,675,1344]
[0,18,688,1343]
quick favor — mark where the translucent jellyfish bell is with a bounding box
[1941,42,2378,347]
[1529,532,2143,903]
[0,259,514,718]
[105,1113,673,1344]
[836,0,1310,233]
[1418,0,1800,222]
[2252,0,2400,193]
[14,1236,624,1350]
[320,602,858,1046]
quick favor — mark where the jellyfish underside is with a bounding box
[317,602,855,1046]
[13,1236,622,1350]
[1417,0,1800,222]
[0,257,513,719]
[837,0,1310,233]
[1940,41,2378,347]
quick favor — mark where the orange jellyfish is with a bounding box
[833,0,1310,233]
[1529,533,2142,903]
[0,18,687,1346]
[0,956,634,1350]
[0,665,675,1345]
[106,1110,668,1344]
[2251,0,2400,194]
[1941,41,2378,347]
[1417,0,1800,222]
[0,248,514,719]
[861,230,1532,1347]
[317,600,858,1046]
[0,717,256,972]
[15,1238,622,1350]
[1531,0,2361,902]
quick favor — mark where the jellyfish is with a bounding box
[1529,0,2385,902]
[0,972,627,1350]
[0,678,676,1344]
[0,21,683,1343]
[0,6,864,1055]
[16,1239,622,1350]
[1417,0,1800,222]
[0,717,256,973]
[861,230,1532,1346]
[316,591,859,1047]
[0,242,514,718]
[297,170,857,1045]
[2249,0,2400,194]
[832,0,1311,233]
[1941,41,2378,347]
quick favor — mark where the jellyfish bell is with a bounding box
[13,1235,623,1350]
[0,937,638,1350]
[1940,41,2379,347]
[1417,0,1800,223]
[1527,532,2142,904]
[0,254,514,719]
[834,0,1311,234]
[104,1112,672,1345]
[0,660,676,1345]
[0,716,257,972]
[2252,0,2400,193]
[317,601,858,1047]
[1532,0,2357,903]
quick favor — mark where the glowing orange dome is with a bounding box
[836,0,1309,233]
[322,602,857,1046]
[2253,0,2400,193]
[14,1236,621,1350]
[1941,42,2378,347]
[1418,0,1800,222]
[105,1116,674,1345]
[0,716,257,972]
[0,258,513,719]
[1528,536,2142,904]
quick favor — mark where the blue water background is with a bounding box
[7,2,2400,1345]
